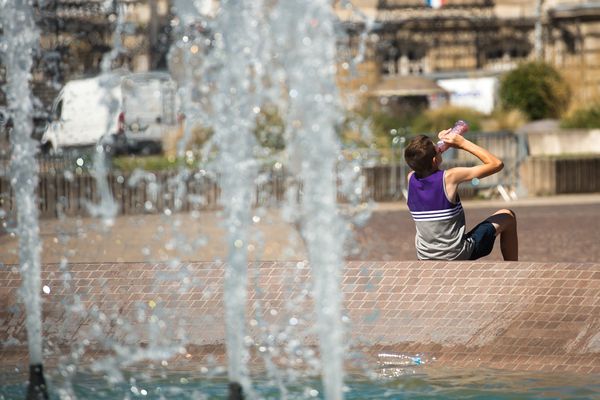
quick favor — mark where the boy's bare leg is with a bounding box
[486,209,518,261]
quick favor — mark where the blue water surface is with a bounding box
[1,367,599,399]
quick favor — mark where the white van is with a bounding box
[41,71,177,154]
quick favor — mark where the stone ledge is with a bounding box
[1,261,599,373]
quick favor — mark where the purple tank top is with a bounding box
[407,170,456,213]
[407,170,473,260]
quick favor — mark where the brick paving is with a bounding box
[0,195,599,264]
[351,197,600,263]
[1,261,599,374]
[1,196,599,376]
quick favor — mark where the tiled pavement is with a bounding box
[1,261,599,374]
[1,196,599,265]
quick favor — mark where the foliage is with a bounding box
[162,121,214,158]
[481,108,529,132]
[112,155,196,172]
[560,102,600,129]
[253,105,286,151]
[342,101,416,150]
[411,106,484,135]
[499,62,571,120]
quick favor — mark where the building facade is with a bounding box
[337,0,600,109]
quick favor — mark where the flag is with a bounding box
[426,0,446,9]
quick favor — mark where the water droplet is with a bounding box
[289,317,298,326]
[252,215,261,223]
[42,285,50,294]
[234,239,243,248]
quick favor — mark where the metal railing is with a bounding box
[0,130,531,219]
[385,130,529,201]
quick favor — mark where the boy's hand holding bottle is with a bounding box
[437,120,469,152]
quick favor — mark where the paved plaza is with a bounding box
[352,194,600,263]
[0,194,599,265]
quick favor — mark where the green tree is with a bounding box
[499,62,570,120]
[411,106,484,135]
[254,105,286,151]
[561,102,600,129]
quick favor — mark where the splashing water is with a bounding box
[86,2,126,226]
[204,0,265,392]
[270,2,347,398]
[170,0,354,398]
[1,0,365,398]
[0,0,43,367]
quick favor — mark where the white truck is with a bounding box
[41,71,178,155]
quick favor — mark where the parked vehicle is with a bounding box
[120,72,177,155]
[41,71,178,155]
[0,104,50,153]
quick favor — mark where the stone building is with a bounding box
[1,0,173,111]
[2,0,599,114]
[337,0,600,110]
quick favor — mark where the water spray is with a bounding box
[0,0,48,398]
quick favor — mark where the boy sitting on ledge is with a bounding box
[404,130,518,261]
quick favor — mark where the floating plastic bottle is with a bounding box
[436,119,469,153]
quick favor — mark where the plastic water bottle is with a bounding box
[436,120,469,153]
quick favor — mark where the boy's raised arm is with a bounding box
[443,132,503,185]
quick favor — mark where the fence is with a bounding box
[382,130,529,200]
[446,131,529,198]
[522,156,600,196]
[8,131,597,220]
[0,168,292,219]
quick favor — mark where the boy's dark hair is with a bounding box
[404,134,437,175]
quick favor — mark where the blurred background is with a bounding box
[1,0,600,263]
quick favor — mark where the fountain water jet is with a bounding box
[271,2,347,398]
[1,0,363,398]
[180,0,267,396]
[182,1,351,397]
[0,0,47,398]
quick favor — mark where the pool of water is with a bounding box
[1,367,599,399]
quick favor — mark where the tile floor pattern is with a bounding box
[1,261,599,374]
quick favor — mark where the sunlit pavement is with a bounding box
[353,194,600,263]
[1,194,599,265]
